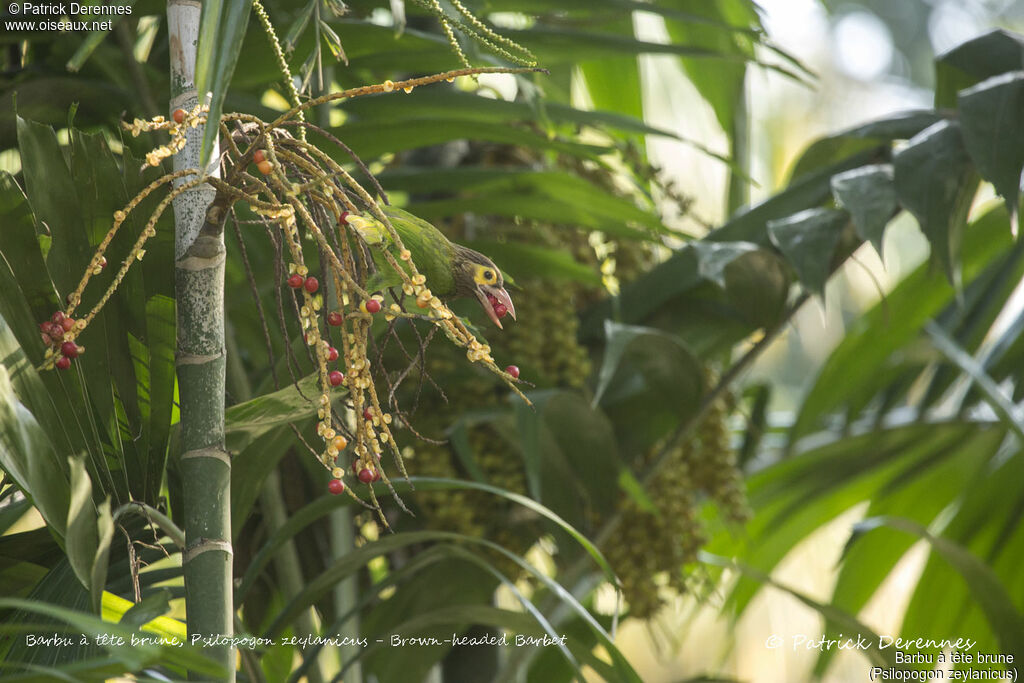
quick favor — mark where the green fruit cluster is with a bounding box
[688,393,751,525]
[406,277,590,572]
[602,389,749,619]
[604,454,705,619]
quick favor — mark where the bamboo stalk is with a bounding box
[168,0,233,679]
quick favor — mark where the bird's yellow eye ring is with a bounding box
[473,264,499,286]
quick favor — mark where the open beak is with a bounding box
[476,286,516,329]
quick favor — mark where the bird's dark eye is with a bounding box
[484,270,494,281]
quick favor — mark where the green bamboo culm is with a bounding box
[168,0,234,679]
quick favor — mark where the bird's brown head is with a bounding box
[452,245,516,329]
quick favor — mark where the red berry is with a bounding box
[328,479,345,495]
[373,470,381,482]
[327,311,342,326]
[327,346,339,362]
[287,274,304,288]
[40,333,52,345]
[51,311,64,324]
[257,160,273,175]
[365,299,381,314]
[329,370,344,387]
[351,458,360,476]
[172,108,185,124]
[55,356,71,370]
[61,341,79,358]
[358,468,374,484]
[505,365,520,379]
[493,303,508,318]
[39,322,50,332]
[48,323,65,340]
[98,256,107,269]
[253,150,266,164]
[339,211,350,224]
[363,408,373,421]
[304,277,319,293]
[487,293,499,306]
[61,317,75,332]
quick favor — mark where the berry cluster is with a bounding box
[486,292,509,320]
[39,311,83,370]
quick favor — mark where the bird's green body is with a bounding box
[358,206,458,296]
[348,205,516,328]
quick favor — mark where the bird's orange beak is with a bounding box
[477,286,516,329]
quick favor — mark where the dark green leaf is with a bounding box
[830,164,897,256]
[0,171,55,346]
[594,322,705,458]
[935,29,1024,108]
[893,120,979,288]
[957,72,1024,226]
[593,321,702,408]
[767,208,848,297]
[547,394,623,513]
[16,115,90,298]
